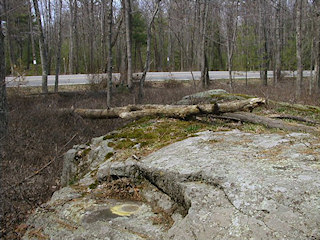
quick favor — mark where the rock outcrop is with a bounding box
[23,130,320,239]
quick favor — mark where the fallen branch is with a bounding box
[268,114,320,125]
[210,112,318,133]
[60,98,265,120]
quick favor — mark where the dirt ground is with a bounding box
[1,78,319,239]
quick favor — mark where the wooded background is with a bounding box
[1,0,320,95]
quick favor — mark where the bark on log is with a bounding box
[199,98,265,114]
[59,98,265,120]
[211,112,318,133]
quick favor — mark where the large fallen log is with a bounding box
[268,114,320,125]
[60,98,265,119]
[210,112,318,133]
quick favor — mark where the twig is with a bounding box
[0,134,77,194]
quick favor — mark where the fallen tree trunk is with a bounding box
[60,98,265,119]
[268,114,320,125]
[210,112,318,133]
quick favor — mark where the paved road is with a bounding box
[5,71,311,87]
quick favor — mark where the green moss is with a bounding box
[185,125,202,133]
[103,134,115,140]
[114,139,136,149]
[81,148,91,157]
[108,142,115,147]
[89,180,99,189]
[105,152,114,160]
[69,176,79,186]
[100,118,221,161]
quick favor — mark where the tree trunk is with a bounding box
[167,0,173,71]
[107,0,113,107]
[4,0,15,74]
[211,112,317,133]
[33,0,48,94]
[0,5,8,143]
[44,0,52,75]
[274,0,282,85]
[101,0,107,73]
[139,0,161,102]
[68,0,78,74]
[60,98,265,120]
[157,6,164,72]
[258,0,268,86]
[225,1,239,90]
[55,0,63,93]
[124,0,133,89]
[314,1,320,93]
[29,0,37,65]
[200,0,209,88]
[295,0,303,100]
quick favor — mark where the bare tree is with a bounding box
[33,0,48,93]
[107,0,113,107]
[124,0,133,89]
[55,0,63,93]
[221,0,239,89]
[139,0,161,101]
[0,0,8,143]
[28,0,37,66]
[313,1,320,93]
[295,0,303,99]
[258,0,268,86]
[274,0,282,85]
[68,0,78,74]
[200,0,209,88]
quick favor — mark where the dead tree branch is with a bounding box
[210,112,318,133]
[59,98,265,119]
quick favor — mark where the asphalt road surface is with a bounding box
[5,71,311,87]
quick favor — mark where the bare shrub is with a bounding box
[163,79,184,89]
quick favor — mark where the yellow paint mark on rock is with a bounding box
[110,204,140,216]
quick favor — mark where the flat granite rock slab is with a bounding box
[137,130,320,239]
[24,130,320,240]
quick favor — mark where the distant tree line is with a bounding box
[1,0,320,97]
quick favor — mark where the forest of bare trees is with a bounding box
[1,0,320,96]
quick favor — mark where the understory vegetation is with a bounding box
[1,78,320,239]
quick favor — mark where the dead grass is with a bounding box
[92,178,144,202]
